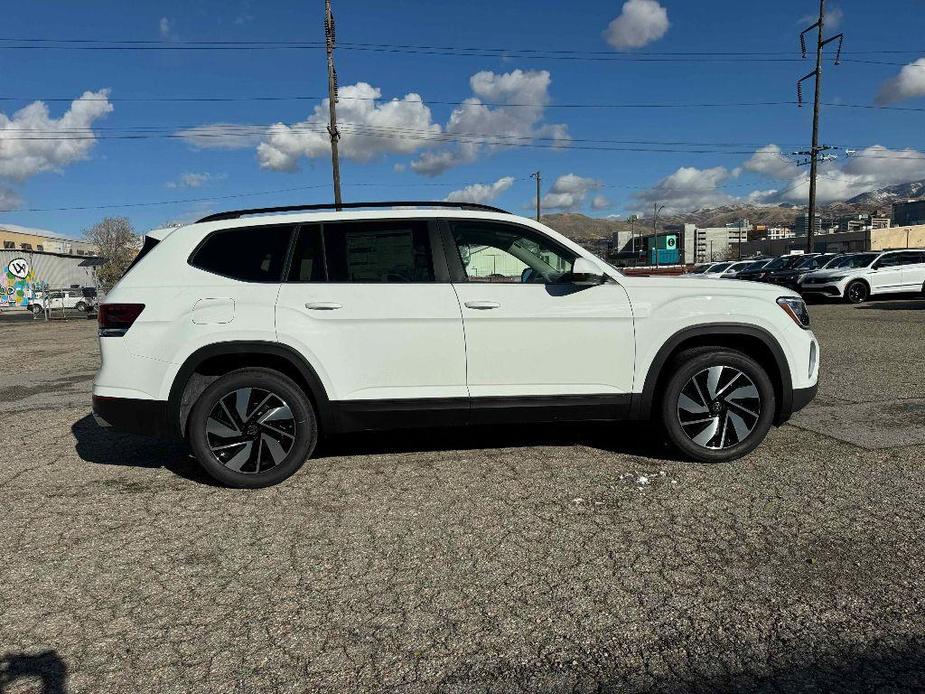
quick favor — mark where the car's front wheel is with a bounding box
[845,280,868,304]
[661,348,776,463]
[188,368,318,488]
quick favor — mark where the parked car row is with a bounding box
[686,250,925,303]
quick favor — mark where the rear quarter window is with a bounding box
[190,224,295,282]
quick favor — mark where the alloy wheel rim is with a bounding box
[677,366,761,450]
[206,387,296,474]
[849,284,864,301]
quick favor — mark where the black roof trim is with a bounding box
[196,201,509,223]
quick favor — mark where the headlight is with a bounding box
[777,297,810,329]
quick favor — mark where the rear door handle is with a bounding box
[304,302,342,311]
[464,301,501,310]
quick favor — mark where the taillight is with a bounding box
[98,303,145,337]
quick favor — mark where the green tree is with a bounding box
[83,217,139,288]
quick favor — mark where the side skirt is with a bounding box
[330,394,633,434]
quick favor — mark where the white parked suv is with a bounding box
[92,202,819,487]
[799,249,925,303]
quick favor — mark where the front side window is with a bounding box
[191,224,294,282]
[324,220,433,283]
[452,221,575,284]
[877,253,902,268]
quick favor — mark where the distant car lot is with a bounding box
[1,300,924,692]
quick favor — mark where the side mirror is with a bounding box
[571,257,606,285]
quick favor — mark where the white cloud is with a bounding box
[165,172,223,189]
[175,123,265,150]
[591,194,612,210]
[542,174,601,210]
[742,144,800,180]
[0,187,22,211]
[256,82,440,172]
[604,0,670,51]
[444,176,515,204]
[159,17,171,38]
[411,69,568,176]
[876,58,925,105]
[742,143,925,206]
[0,90,113,182]
[634,166,734,212]
[799,6,843,29]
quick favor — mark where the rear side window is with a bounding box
[191,225,294,282]
[287,225,325,282]
[901,251,925,265]
[323,220,434,283]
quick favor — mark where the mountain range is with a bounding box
[541,179,925,243]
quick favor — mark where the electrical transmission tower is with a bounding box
[324,0,342,207]
[797,0,844,252]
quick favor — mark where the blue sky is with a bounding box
[1,0,924,237]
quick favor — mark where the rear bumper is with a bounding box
[92,395,173,438]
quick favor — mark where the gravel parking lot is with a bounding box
[2,300,924,693]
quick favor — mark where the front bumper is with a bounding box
[92,395,172,438]
[791,384,817,415]
[799,283,842,297]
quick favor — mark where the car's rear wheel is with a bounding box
[661,348,775,463]
[75,301,88,313]
[845,280,868,304]
[188,368,317,488]
[30,304,42,316]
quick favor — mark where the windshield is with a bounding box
[687,264,712,274]
[743,260,768,271]
[708,262,732,272]
[796,255,826,269]
[827,253,878,269]
[765,255,804,270]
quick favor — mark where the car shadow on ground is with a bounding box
[70,414,219,486]
[0,650,67,694]
[316,420,678,461]
[71,413,681,486]
[856,299,925,311]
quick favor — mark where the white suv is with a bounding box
[799,249,925,303]
[92,202,819,487]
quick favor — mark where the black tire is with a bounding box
[75,301,88,313]
[660,348,776,463]
[30,304,42,316]
[844,280,868,304]
[188,368,317,488]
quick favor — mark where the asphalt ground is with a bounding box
[1,298,924,693]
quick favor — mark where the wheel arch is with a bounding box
[633,324,794,426]
[167,341,333,438]
[844,277,871,298]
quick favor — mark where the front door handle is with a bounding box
[305,302,342,311]
[464,301,501,310]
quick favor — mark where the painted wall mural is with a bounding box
[1,257,36,307]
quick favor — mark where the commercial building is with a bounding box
[794,214,837,236]
[1,249,102,309]
[0,223,98,256]
[892,200,925,228]
[692,224,750,263]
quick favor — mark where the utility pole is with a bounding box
[653,203,665,268]
[324,0,342,207]
[530,171,541,221]
[797,0,844,253]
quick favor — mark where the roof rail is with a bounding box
[196,200,510,223]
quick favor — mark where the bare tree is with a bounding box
[83,217,139,288]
